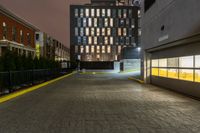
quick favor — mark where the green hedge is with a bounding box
[0,50,61,71]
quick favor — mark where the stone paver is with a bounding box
[0,73,200,133]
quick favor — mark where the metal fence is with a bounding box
[0,69,70,95]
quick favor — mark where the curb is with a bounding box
[0,71,76,104]
[128,77,144,84]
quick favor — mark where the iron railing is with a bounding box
[0,69,71,95]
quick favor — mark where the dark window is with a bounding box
[12,26,17,41]
[27,33,31,45]
[144,0,156,12]
[36,34,40,41]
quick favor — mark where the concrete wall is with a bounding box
[141,0,200,50]
[141,0,200,82]
[121,59,141,71]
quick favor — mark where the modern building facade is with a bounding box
[70,2,139,62]
[0,5,38,57]
[141,0,200,98]
[35,32,70,61]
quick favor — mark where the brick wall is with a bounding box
[0,12,35,48]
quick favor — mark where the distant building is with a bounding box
[70,1,139,62]
[141,0,200,98]
[0,5,38,57]
[35,32,70,61]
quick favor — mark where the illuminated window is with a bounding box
[110,37,113,45]
[75,46,78,53]
[20,30,24,44]
[85,9,89,17]
[168,69,178,79]
[80,9,84,17]
[179,56,193,68]
[83,36,87,45]
[104,18,108,27]
[97,28,100,36]
[83,18,87,27]
[159,59,167,67]
[104,37,108,45]
[131,19,135,28]
[110,18,113,27]
[195,70,200,82]
[107,46,111,53]
[118,28,122,36]
[107,28,111,36]
[94,18,97,27]
[168,58,178,67]
[80,46,84,53]
[85,28,89,36]
[118,46,121,54]
[75,9,79,17]
[97,9,100,17]
[159,69,167,77]
[179,69,193,81]
[3,22,7,39]
[115,55,118,60]
[86,45,89,53]
[123,28,127,36]
[94,37,97,44]
[102,28,105,36]
[102,9,106,17]
[91,9,95,17]
[97,54,100,59]
[139,29,142,36]
[152,59,159,67]
[102,46,105,53]
[152,68,159,76]
[123,9,127,18]
[91,28,95,36]
[97,46,100,53]
[195,55,200,68]
[88,18,92,27]
[75,27,79,36]
[88,37,92,44]
[107,9,111,17]
[91,46,95,53]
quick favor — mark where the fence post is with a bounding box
[32,69,34,85]
[8,71,12,93]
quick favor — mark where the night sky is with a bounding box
[0,0,90,48]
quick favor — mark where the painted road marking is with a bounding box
[128,77,144,84]
[0,71,77,104]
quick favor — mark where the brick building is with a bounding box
[0,5,38,56]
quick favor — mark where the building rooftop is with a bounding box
[0,4,39,31]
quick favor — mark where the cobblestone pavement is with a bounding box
[0,73,200,133]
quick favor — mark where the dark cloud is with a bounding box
[0,0,90,47]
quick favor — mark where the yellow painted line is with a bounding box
[128,77,144,84]
[0,71,77,104]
